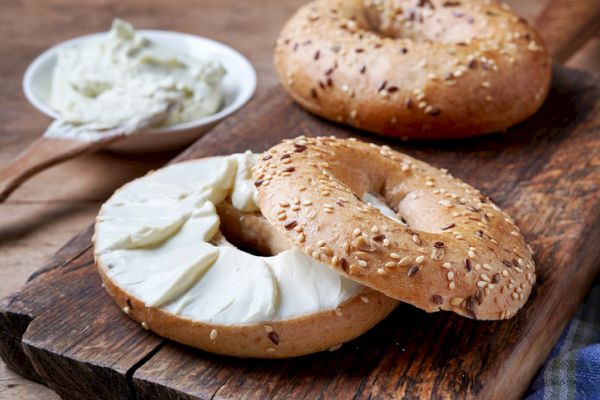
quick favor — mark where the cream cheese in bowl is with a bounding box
[23,20,256,152]
[48,19,225,139]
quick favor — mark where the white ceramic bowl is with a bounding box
[23,30,256,153]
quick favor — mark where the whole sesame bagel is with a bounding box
[254,137,536,320]
[274,0,551,139]
[94,155,398,358]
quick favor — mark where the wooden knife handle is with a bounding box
[534,0,600,63]
[0,137,105,202]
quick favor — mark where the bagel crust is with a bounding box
[274,0,551,139]
[254,137,536,320]
[98,264,397,358]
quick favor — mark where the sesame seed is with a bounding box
[447,271,454,280]
[398,256,411,266]
[450,297,463,306]
[284,220,297,229]
[268,332,280,345]
[377,268,386,275]
[123,306,130,314]
[412,234,422,245]
[407,265,420,277]
[390,252,401,259]
[340,257,349,271]
[357,260,368,267]
[373,233,386,242]
[475,289,484,305]
[360,295,369,303]
[210,329,218,340]
[477,281,488,288]
[328,344,342,352]
[415,255,425,264]
[439,199,454,208]
[465,258,472,272]
[442,262,452,269]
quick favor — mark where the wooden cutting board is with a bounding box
[1,66,599,400]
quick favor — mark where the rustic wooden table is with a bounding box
[0,1,598,398]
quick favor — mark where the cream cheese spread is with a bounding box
[47,19,225,140]
[95,153,364,325]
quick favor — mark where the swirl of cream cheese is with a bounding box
[95,152,365,325]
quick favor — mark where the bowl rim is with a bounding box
[22,29,257,135]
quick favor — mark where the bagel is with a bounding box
[94,153,398,358]
[254,136,536,320]
[274,0,551,139]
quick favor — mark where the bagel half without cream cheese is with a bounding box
[274,0,551,139]
[255,136,536,320]
[94,153,398,358]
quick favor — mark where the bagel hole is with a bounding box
[380,189,458,234]
[212,202,292,257]
[363,192,409,227]
[348,3,481,44]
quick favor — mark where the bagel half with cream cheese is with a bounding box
[255,136,536,320]
[94,153,398,358]
[275,0,551,139]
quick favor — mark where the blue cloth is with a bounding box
[525,277,600,400]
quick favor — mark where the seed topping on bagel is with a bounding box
[255,136,536,320]
[274,0,551,138]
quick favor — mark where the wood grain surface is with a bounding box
[1,66,599,399]
[535,0,600,62]
[0,0,599,399]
